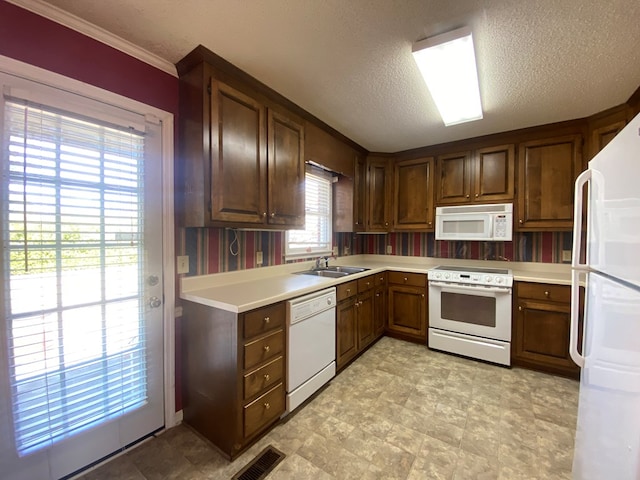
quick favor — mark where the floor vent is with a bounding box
[231,445,286,480]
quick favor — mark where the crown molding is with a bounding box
[6,0,177,77]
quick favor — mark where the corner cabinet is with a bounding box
[435,144,515,206]
[393,157,435,231]
[181,301,286,459]
[178,56,304,228]
[366,156,393,232]
[513,282,582,379]
[516,134,583,230]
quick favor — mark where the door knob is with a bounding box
[149,296,162,308]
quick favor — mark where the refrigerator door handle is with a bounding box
[569,269,585,367]
[572,169,591,270]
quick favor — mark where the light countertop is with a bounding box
[180,254,572,313]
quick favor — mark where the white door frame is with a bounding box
[0,54,178,428]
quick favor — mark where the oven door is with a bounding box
[429,281,512,341]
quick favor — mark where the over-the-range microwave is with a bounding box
[435,203,513,241]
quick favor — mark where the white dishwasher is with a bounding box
[286,287,336,414]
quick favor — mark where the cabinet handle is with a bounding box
[263,345,270,353]
[428,222,432,226]
[518,306,522,311]
[359,300,363,306]
[264,374,270,382]
[421,294,425,298]
[366,282,370,287]
[475,193,479,198]
[380,277,384,282]
[466,194,470,198]
[385,222,389,226]
[264,402,271,410]
[264,316,270,324]
[262,212,267,217]
[544,291,550,297]
[355,301,359,308]
[270,212,276,217]
[404,277,408,282]
[376,293,380,297]
[346,288,351,294]
[355,221,360,225]
[519,219,523,224]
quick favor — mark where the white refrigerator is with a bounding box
[570,111,640,479]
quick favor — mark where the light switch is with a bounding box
[177,255,189,274]
[256,251,263,265]
[386,245,393,254]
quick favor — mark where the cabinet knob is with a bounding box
[366,282,370,287]
[264,402,271,410]
[355,301,359,308]
[380,277,384,282]
[376,293,380,297]
[346,288,351,294]
[544,291,550,297]
[271,212,276,217]
[519,219,523,224]
[264,374,270,382]
[466,194,470,198]
[421,293,425,298]
[385,222,389,226]
[355,221,360,225]
[263,345,270,353]
[264,316,270,324]
[518,306,523,311]
[404,277,408,282]
[428,222,432,226]
[475,193,479,198]
[262,212,267,217]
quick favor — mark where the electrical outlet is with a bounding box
[562,250,572,262]
[177,255,189,274]
[332,246,338,256]
[386,245,393,254]
[256,251,263,265]
[344,246,350,255]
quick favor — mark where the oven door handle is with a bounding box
[429,281,512,294]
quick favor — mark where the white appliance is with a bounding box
[285,287,336,414]
[428,266,513,366]
[570,112,640,479]
[435,203,513,241]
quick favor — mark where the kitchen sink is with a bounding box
[294,266,369,278]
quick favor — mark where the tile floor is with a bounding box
[78,337,579,479]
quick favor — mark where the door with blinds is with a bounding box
[0,73,165,479]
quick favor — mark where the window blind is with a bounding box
[286,170,332,257]
[3,99,147,455]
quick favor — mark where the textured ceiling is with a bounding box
[35,0,640,152]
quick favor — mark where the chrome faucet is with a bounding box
[314,256,328,269]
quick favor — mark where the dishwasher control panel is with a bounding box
[287,287,337,325]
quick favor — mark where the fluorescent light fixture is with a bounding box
[412,26,483,126]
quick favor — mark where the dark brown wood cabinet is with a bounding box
[516,134,583,230]
[387,272,428,343]
[513,282,582,378]
[435,145,515,206]
[182,301,286,459]
[178,57,304,228]
[366,156,393,232]
[393,157,435,231]
[587,105,628,160]
[373,272,388,338]
[336,275,382,371]
[333,153,367,233]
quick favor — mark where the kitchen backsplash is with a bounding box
[179,228,573,276]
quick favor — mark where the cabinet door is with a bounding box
[388,285,427,341]
[394,157,435,231]
[473,144,515,203]
[210,79,267,224]
[367,157,392,231]
[336,298,358,370]
[590,120,626,159]
[267,109,305,227]
[436,151,472,205]
[373,285,387,338]
[514,299,579,375]
[357,289,374,351]
[354,155,367,231]
[517,134,582,230]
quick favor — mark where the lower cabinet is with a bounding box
[387,272,428,343]
[513,282,582,378]
[336,275,384,371]
[181,300,286,459]
[373,272,387,338]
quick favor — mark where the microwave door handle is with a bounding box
[429,281,511,294]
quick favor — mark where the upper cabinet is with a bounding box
[435,144,515,206]
[178,48,305,228]
[587,105,629,160]
[333,153,367,233]
[393,157,435,231]
[366,156,393,232]
[516,134,583,230]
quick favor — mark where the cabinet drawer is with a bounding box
[337,280,357,301]
[243,303,285,339]
[517,282,570,303]
[244,329,284,370]
[375,272,387,288]
[243,356,284,400]
[358,275,375,292]
[388,271,427,287]
[243,382,285,438]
